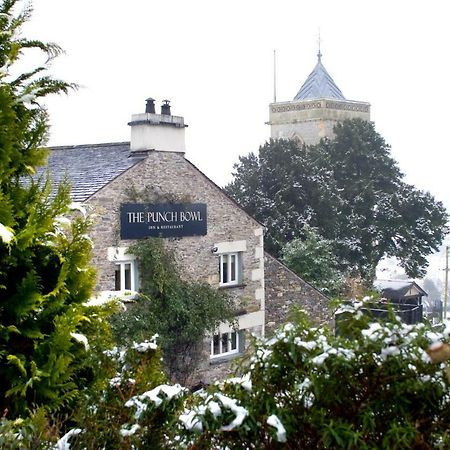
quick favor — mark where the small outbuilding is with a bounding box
[373,279,427,324]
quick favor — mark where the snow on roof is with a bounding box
[374,279,427,298]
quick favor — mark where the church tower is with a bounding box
[268,51,370,145]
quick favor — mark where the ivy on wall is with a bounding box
[110,238,236,385]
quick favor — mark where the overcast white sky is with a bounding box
[25,0,450,278]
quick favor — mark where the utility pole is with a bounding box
[445,246,449,320]
[273,49,277,103]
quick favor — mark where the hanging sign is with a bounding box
[120,203,207,239]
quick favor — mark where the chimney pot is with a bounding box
[145,97,155,114]
[161,99,171,116]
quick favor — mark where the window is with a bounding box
[220,253,240,287]
[211,331,239,358]
[114,261,136,291]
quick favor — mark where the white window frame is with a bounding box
[114,260,137,292]
[210,330,239,358]
[219,253,239,287]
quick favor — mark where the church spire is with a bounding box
[268,45,371,145]
[293,50,345,101]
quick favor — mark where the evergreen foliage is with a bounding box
[171,306,450,448]
[226,138,334,256]
[0,0,104,418]
[0,0,74,189]
[45,301,450,449]
[0,407,62,449]
[281,225,344,296]
[110,238,236,385]
[226,119,448,284]
[71,335,172,449]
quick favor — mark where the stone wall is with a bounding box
[194,327,253,386]
[88,150,263,308]
[86,149,265,384]
[264,252,333,335]
[269,98,370,145]
[270,119,337,146]
[82,148,334,384]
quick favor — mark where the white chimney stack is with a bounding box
[128,98,187,152]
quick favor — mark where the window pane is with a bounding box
[222,333,229,352]
[230,331,237,350]
[213,334,220,355]
[124,263,131,290]
[115,265,121,290]
[230,254,236,281]
[222,255,228,284]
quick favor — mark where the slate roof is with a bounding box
[374,280,428,300]
[294,53,345,101]
[32,141,264,227]
[38,142,143,202]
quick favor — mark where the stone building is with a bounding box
[264,253,332,335]
[43,98,330,383]
[268,51,370,145]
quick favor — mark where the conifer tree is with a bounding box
[0,0,100,417]
[226,120,448,284]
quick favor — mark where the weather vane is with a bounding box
[317,28,322,61]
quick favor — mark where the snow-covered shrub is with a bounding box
[176,304,450,449]
[69,335,187,449]
[0,408,61,449]
[21,301,450,449]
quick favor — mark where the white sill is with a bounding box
[219,283,245,290]
[209,352,240,365]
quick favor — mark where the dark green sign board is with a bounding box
[120,203,207,239]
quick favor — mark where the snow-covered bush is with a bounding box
[175,304,450,449]
[0,408,60,449]
[16,301,450,449]
[69,335,187,449]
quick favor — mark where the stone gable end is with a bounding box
[264,252,332,334]
[86,149,265,384]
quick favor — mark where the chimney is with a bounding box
[161,99,171,115]
[145,97,155,113]
[128,97,188,153]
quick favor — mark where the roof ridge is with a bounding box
[49,141,130,150]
